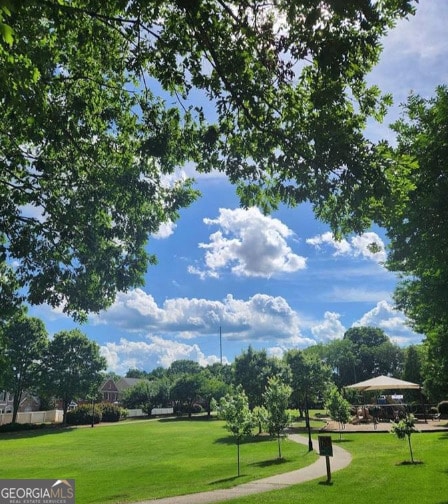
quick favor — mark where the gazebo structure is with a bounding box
[345,375,425,423]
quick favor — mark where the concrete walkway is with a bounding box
[135,434,352,504]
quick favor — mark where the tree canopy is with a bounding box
[42,329,107,422]
[384,86,448,335]
[343,326,403,382]
[234,346,288,409]
[285,349,331,415]
[0,0,416,319]
[218,386,253,476]
[263,376,292,459]
[380,86,448,399]
[0,314,48,422]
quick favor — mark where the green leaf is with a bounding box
[0,21,13,46]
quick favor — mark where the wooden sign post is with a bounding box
[318,435,333,483]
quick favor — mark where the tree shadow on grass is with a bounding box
[209,475,244,485]
[214,434,274,446]
[0,424,76,441]
[395,460,424,466]
[249,458,289,468]
[157,415,216,423]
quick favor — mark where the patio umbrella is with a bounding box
[345,375,421,391]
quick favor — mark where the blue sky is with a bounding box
[29,1,448,375]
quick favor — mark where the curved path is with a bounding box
[135,434,352,504]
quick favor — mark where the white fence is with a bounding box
[0,407,174,425]
[0,409,64,426]
[151,407,173,416]
[126,408,174,417]
[126,409,146,417]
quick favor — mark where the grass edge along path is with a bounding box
[212,429,448,504]
[134,433,352,504]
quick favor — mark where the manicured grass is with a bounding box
[0,417,316,504]
[228,428,448,504]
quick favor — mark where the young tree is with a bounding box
[325,386,351,440]
[391,414,418,464]
[0,315,48,423]
[263,377,292,459]
[218,387,253,477]
[0,1,415,318]
[42,329,107,423]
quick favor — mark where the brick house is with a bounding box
[99,377,147,404]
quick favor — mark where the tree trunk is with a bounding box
[407,434,414,463]
[237,438,240,477]
[62,399,69,425]
[277,433,282,459]
[12,390,22,424]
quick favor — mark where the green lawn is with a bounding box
[229,428,448,504]
[0,418,316,504]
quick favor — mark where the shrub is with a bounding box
[437,401,448,416]
[189,403,203,414]
[0,422,47,433]
[66,404,102,425]
[97,402,122,422]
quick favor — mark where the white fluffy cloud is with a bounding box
[95,293,423,372]
[100,336,223,375]
[152,221,176,239]
[306,231,387,263]
[353,300,422,345]
[94,289,313,344]
[311,311,346,342]
[189,207,306,279]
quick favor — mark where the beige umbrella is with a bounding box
[346,375,426,422]
[345,375,421,391]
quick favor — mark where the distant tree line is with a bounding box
[121,325,442,418]
[1,313,443,429]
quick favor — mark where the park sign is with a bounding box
[0,479,75,504]
[318,435,333,457]
[318,436,333,484]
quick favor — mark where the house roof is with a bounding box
[345,375,421,391]
[115,377,147,391]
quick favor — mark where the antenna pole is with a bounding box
[219,326,222,365]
